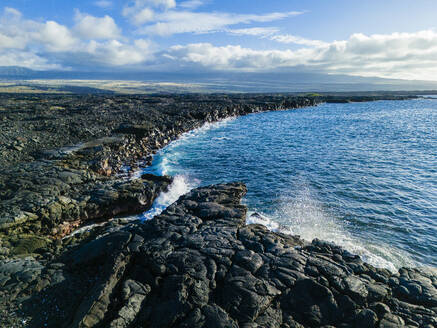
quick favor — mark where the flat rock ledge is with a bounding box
[4,183,435,328]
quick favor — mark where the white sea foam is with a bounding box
[139,116,236,220]
[246,181,414,272]
[145,116,236,177]
[141,174,199,220]
[191,116,236,134]
[140,115,415,271]
[164,116,236,149]
[247,211,280,231]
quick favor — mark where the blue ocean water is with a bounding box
[142,99,437,271]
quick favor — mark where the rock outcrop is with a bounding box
[0,94,319,246]
[4,183,435,328]
[0,93,431,327]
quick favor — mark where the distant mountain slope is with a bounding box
[0,66,36,77]
[1,66,437,92]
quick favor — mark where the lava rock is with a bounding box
[6,183,435,328]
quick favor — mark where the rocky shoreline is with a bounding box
[0,93,435,327]
[0,94,319,241]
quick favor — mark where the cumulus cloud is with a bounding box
[0,8,79,53]
[123,0,176,24]
[179,0,206,9]
[149,0,176,9]
[139,11,302,35]
[2,6,437,81]
[0,33,25,49]
[0,8,39,50]
[37,21,78,52]
[0,7,153,70]
[94,1,113,9]
[167,30,437,80]
[132,8,155,25]
[84,39,152,66]
[0,50,62,70]
[74,11,121,40]
[168,43,310,70]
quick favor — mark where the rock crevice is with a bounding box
[10,183,436,328]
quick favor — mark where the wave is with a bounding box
[140,175,199,221]
[212,136,231,141]
[138,111,422,272]
[140,118,237,220]
[144,116,236,177]
[247,181,415,272]
[164,116,236,150]
[247,211,280,231]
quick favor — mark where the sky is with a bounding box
[1,0,437,80]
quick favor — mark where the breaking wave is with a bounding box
[140,99,437,271]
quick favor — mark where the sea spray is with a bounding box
[140,175,198,220]
[276,183,412,271]
[141,99,437,270]
[140,117,236,220]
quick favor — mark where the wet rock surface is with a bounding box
[0,93,321,326]
[0,94,319,242]
[2,183,434,328]
[0,92,431,327]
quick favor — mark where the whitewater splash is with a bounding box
[138,103,433,271]
[140,175,198,220]
[248,180,414,272]
[140,117,236,220]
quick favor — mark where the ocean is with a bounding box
[141,99,437,271]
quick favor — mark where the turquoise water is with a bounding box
[142,99,437,270]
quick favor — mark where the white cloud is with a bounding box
[0,33,25,49]
[226,27,279,37]
[0,50,62,70]
[38,21,78,52]
[94,1,113,9]
[132,8,155,25]
[85,39,153,66]
[74,11,121,40]
[270,34,328,47]
[125,0,176,11]
[167,30,437,80]
[2,6,437,81]
[139,11,303,35]
[179,0,206,9]
[3,7,22,19]
[149,0,176,9]
[169,43,310,70]
[0,8,78,53]
[0,8,39,50]
[0,7,152,69]
[226,28,327,47]
[123,0,175,23]
[125,0,175,9]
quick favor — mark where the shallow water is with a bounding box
[142,99,437,271]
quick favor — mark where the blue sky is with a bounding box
[1,0,437,80]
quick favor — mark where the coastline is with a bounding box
[1,92,435,327]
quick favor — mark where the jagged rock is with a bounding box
[0,94,320,250]
[8,183,435,328]
[354,309,378,328]
[0,93,426,327]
